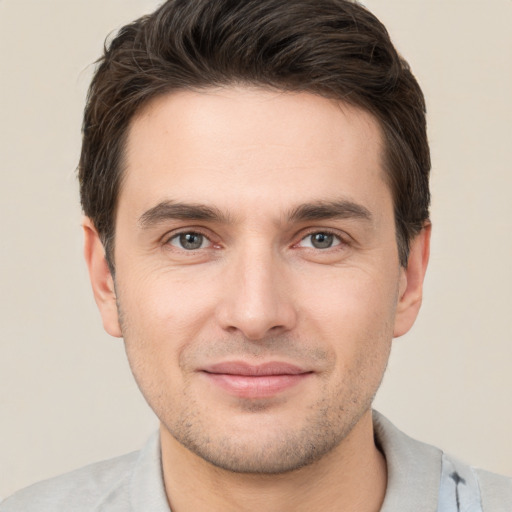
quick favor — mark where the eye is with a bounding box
[298,232,342,249]
[168,232,209,250]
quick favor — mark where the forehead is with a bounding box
[121,87,390,221]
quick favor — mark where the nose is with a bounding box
[215,244,298,341]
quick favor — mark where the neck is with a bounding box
[160,409,387,512]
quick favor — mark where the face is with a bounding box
[85,87,428,474]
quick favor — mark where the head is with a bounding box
[81,0,431,475]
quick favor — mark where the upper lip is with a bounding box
[201,361,310,376]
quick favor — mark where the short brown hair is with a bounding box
[79,0,430,269]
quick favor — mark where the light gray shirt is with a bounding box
[1,411,511,511]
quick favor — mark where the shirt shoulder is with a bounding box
[373,411,512,512]
[0,450,139,512]
[474,467,512,511]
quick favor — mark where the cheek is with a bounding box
[294,266,397,369]
[119,266,217,330]
[116,277,193,412]
[297,265,399,329]
[116,269,223,382]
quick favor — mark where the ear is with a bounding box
[82,217,122,338]
[393,223,431,338]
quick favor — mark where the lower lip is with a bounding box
[203,372,311,398]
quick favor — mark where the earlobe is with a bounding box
[393,223,431,338]
[82,217,122,338]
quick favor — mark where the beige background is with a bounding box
[1,0,511,499]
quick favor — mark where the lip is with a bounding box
[200,361,313,398]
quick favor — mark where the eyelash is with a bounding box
[296,229,345,250]
[164,228,348,252]
[165,229,217,251]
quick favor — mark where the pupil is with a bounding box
[312,233,333,249]
[180,233,203,250]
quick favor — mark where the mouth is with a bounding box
[200,361,313,399]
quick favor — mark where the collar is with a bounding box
[374,410,442,511]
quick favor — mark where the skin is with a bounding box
[84,87,430,511]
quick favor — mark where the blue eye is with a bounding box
[300,232,341,249]
[169,232,208,250]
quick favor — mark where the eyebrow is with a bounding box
[287,200,372,223]
[138,198,372,229]
[139,200,231,228]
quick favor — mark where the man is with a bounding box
[1,0,510,510]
